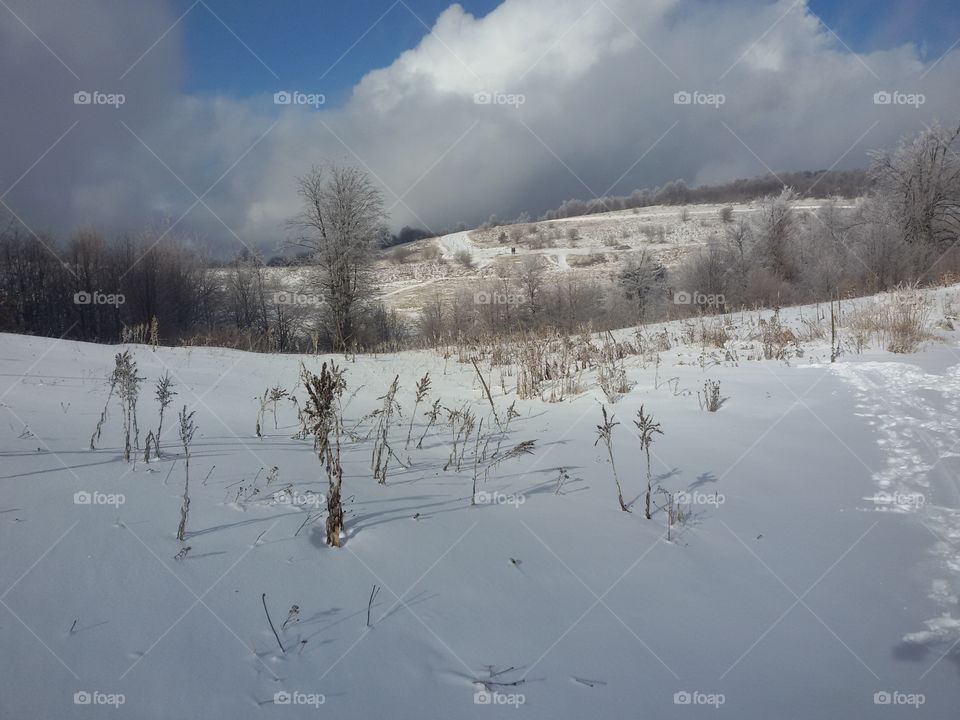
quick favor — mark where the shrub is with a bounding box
[421,244,442,261]
[391,245,415,264]
[639,224,666,243]
[568,253,607,267]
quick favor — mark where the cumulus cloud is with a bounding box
[1,0,958,255]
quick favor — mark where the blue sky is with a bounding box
[808,0,959,55]
[176,0,501,102]
[176,0,959,102]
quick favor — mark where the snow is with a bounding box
[2,287,959,718]
[371,200,859,314]
[439,229,512,269]
[822,356,960,669]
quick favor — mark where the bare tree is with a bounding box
[751,187,800,282]
[227,250,269,339]
[678,243,729,311]
[517,255,545,317]
[286,165,387,351]
[725,219,750,264]
[618,250,664,320]
[870,122,960,275]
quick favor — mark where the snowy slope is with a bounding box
[1,289,959,718]
[373,200,857,314]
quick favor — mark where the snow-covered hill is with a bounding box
[372,200,857,315]
[1,286,959,718]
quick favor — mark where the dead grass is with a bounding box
[844,288,934,353]
[698,318,730,348]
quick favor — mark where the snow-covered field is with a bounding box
[2,286,959,718]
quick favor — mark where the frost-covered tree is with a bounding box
[286,165,386,351]
[751,187,800,282]
[618,250,664,320]
[870,122,960,252]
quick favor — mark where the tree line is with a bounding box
[416,123,960,343]
[1,122,956,351]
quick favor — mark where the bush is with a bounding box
[420,244,441,261]
[391,245,415,264]
[567,253,606,267]
[639,225,666,243]
[454,249,475,268]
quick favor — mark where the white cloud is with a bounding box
[1,0,958,254]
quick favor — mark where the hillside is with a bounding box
[371,200,857,316]
[1,285,958,718]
